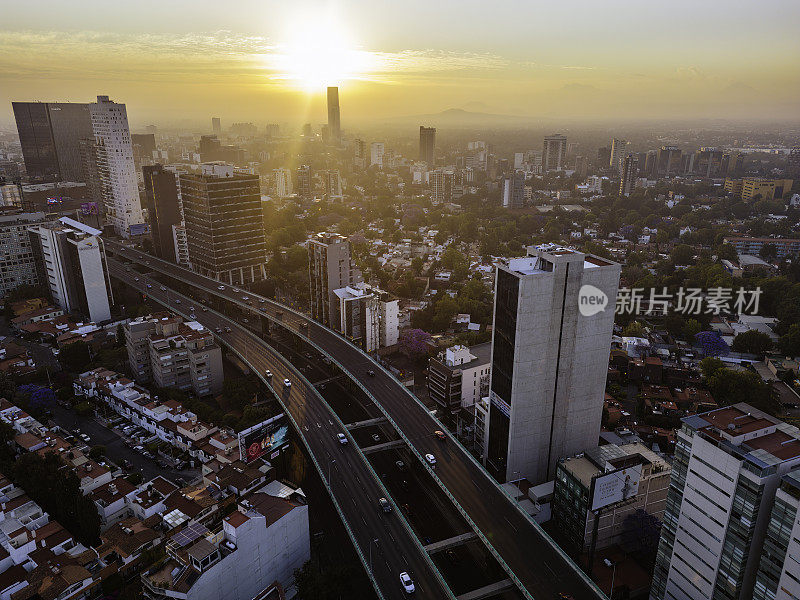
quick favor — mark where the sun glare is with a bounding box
[273,17,374,91]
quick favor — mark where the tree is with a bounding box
[694,331,730,358]
[59,341,92,373]
[622,321,646,338]
[89,445,106,460]
[671,244,694,265]
[731,330,773,355]
[700,357,778,414]
[683,319,702,339]
[759,243,778,263]
[780,324,800,357]
[399,329,433,361]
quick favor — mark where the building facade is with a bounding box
[651,404,800,600]
[485,244,620,484]
[307,232,362,327]
[143,164,183,263]
[327,87,341,141]
[0,212,44,297]
[181,164,266,285]
[543,134,567,172]
[427,343,492,418]
[419,126,436,166]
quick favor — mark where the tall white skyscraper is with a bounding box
[90,95,144,237]
[485,244,620,484]
[370,142,385,168]
[274,167,293,198]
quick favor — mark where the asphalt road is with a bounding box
[108,258,451,600]
[107,241,606,600]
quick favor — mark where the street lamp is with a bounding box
[369,538,379,573]
[603,558,616,598]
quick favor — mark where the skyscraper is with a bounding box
[543,134,567,172]
[274,167,293,198]
[327,87,341,142]
[651,403,800,600]
[13,101,93,183]
[656,146,682,177]
[419,126,436,166]
[619,153,638,197]
[180,164,266,285]
[28,216,112,323]
[370,142,385,168]
[308,232,362,327]
[430,169,458,203]
[324,170,342,200]
[296,165,313,198]
[486,244,620,484]
[609,138,627,171]
[502,171,525,209]
[89,95,145,237]
[143,164,183,263]
[212,117,221,134]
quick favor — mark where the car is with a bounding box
[337,433,348,445]
[242,318,249,324]
[224,327,231,332]
[134,277,139,281]
[395,460,406,471]
[133,445,144,453]
[425,453,436,465]
[217,285,225,291]
[399,572,415,594]
[264,370,272,379]
[283,378,291,387]
[215,328,222,334]
[371,433,381,443]
[434,430,446,441]
[121,459,133,470]
[79,433,91,443]
[367,369,376,377]
[160,286,166,291]
[125,266,131,272]
[259,298,266,303]
[146,283,152,288]
[379,497,392,513]
[201,307,208,312]
[174,299,181,304]
[242,296,249,301]
[189,306,195,312]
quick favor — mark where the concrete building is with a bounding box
[609,138,627,171]
[143,164,183,263]
[12,101,94,184]
[431,168,459,203]
[307,232,362,327]
[722,236,800,260]
[273,167,293,198]
[485,244,620,484]
[212,117,221,134]
[370,142,385,168]
[0,182,24,209]
[172,224,191,269]
[90,95,145,236]
[142,493,309,600]
[126,313,223,396]
[419,126,436,166]
[619,153,638,197]
[656,146,682,177]
[327,86,341,141]
[331,282,398,352]
[552,442,670,556]
[28,217,112,322]
[353,138,367,169]
[0,211,44,298]
[753,471,800,600]
[296,164,313,198]
[543,134,567,172]
[324,170,342,200]
[502,171,525,209]
[427,343,492,418]
[181,164,266,285]
[651,404,800,600]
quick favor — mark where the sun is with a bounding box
[273,16,374,91]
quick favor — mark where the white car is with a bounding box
[400,572,415,594]
[283,378,292,387]
[264,370,272,379]
[217,285,225,291]
[337,433,348,445]
[242,296,250,301]
[160,286,166,291]
[425,453,436,466]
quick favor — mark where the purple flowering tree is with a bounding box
[694,331,730,358]
[399,329,433,361]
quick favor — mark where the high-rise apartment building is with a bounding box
[143,164,183,263]
[419,126,436,166]
[609,138,627,171]
[543,134,567,172]
[353,139,367,169]
[0,211,45,298]
[180,164,266,285]
[619,153,638,197]
[431,168,459,203]
[502,171,526,209]
[651,403,800,600]
[28,217,112,322]
[370,142,385,168]
[327,87,341,142]
[485,244,620,484]
[12,101,93,184]
[273,167,293,198]
[692,147,725,178]
[296,165,313,198]
[331,282,398,352]
[656,146,682,178]
[307,232,362,327]
[90,96,145,236]
[324,170,342,200]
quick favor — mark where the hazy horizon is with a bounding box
[2,0,800,130]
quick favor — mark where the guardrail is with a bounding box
[110,244,606,599]
[110,264,456,600]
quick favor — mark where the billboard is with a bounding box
[238,414,289,464]
[590,463,642,512]
[129,223,149,236]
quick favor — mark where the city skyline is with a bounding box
[2,1,800,128]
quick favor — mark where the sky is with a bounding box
[2,0,800,129]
